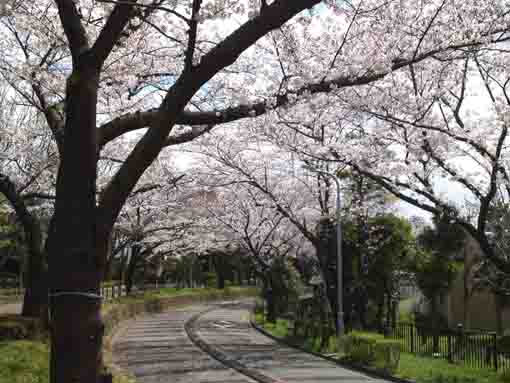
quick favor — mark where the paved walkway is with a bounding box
[0,302,21,315]
[112,303,257,383]
[113,301,391,383]
[194,302,388,383]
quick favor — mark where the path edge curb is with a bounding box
[249,313,416,383]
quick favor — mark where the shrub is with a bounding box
[344,332,401,373]
[253,300,264,315]
[498,335,510,354]
[373,339,401,373]
[0,316,46,341]
[205,272,217,288]
[344,333,378,364]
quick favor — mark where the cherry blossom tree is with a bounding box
[0,1,508,381]
[107,152,193,289]
[192,162,309,317]
[204,183,302,268]
[0,90,57,319]
[333,51,510,275]
[191,127,361,327]
[242,17,510,277]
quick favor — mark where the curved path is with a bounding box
[112,303,256,383]
[191,302,388,383]
[113,301,390,383]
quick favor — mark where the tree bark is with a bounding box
[125,244,141,295]
[47,62,104,383]
[264,277,277,323]
[431,295,440,354]
[0,173,48,320]
[386,291,392,330]
[463,287,471,329]
[21,248,47,320]
[376,295,384,332]
[213,254,227,289]
[217,270,226,289]
[495,294,504,336]
[103,234,114,282]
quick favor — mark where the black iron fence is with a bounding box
[391,322,510,371]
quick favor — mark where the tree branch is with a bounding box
[54,0,90,63]
[97,32,510,146]
[96,0,322,231]
[91,1,137,66]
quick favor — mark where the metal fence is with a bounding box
[99,282,175,301]
[391,322,510,371]
[1,282,170,303]
[100,284,127,301]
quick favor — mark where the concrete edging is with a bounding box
[249,314,415,383]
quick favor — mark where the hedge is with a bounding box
[102,286,258,337]
[0,287,259,342]
[0,315,47,341]
[344,331,401,373]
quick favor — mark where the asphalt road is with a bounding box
[113,301,391,383]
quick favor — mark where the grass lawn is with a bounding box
[0,340,135,383]
[255,314,507,383]
[1,286,256,383]
[254,313,340,354]
[0,341,48,383]
[396,353,503,383]
[102,285,257,314]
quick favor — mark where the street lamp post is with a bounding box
[304,166,345,338]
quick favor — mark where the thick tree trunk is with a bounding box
[213,254,227,289]
[0,173,48,320]
[103,235,114,282]
[495,294,504,336]
[385,292,392,330]
[44,3,325,382]
[430,295,440,354]
[376,295,385,332]
[217,272,226,289]
[391,298,398,328]
[48,64,104,383]
[20,226,47,320]
[21,249,47,321]
[125,245,141,295]
[264,277,277,323]
[463,287,471,329]
[358,286,369,329]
